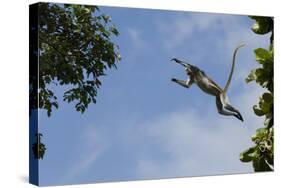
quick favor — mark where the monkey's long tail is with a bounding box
[223,43,245,92]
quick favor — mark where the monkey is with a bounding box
[171,43,245,121]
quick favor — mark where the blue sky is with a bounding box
[37,5,270,186]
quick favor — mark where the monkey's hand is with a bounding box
[171,58,180,63]
[171,78,191,89]
[171,78,178,82]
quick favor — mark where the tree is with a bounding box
[240,16,274,171]
[30,3,121,159]
[32,133,46,159]
[31,3,121,116]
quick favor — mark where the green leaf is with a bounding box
[47,109,51,117]
[253,105,265,116]
[101,14,110,23]
[253,157,273,172]
[255,48,271,63]
[64,4,71,8]
[240,147,257,162]
[245,70,256,83]
[110,27,119,36]
[82,7,91,14]
[250,16,273,35]
[252,23,270,35]
[260,100,271,114]
[262,93,273,103]
[117,54,122,61]
[74,28,81,33]
[255,128,266,139]
[264,117,273,128]
[32,133,46,159]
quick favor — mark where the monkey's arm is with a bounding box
[171,77,194,89]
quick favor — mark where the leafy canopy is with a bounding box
[240,16,273,172]
[38,3,121,116]
[30,3,121,159]
[32,133,46,159]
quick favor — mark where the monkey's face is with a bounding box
[186,68,192,76]
[189,65,200,75]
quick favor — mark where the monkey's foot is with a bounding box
[171,58,179,62]
[171,78,178,82]
[234,113,244,122]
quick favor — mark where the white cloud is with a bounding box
[59,125,108,183]
[156,13,269,56]
[135,85,264,179]
[156,13,223,50]
[127,27,145,49]
[60,81,265,182]
[122,27,147,66]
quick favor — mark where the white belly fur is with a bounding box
[195,76,220,96]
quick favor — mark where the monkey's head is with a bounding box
[171,58,199,75]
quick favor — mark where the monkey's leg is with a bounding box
[219,94,244,121]
[171,78,192,89]
[215,96,237,116]
[225,104,239,114]
[225,104,244,122]
[225,104,244,121]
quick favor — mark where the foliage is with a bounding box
[249,16,274,44]
[37,3,121,116]
[30,3,121,159]
[32,134,46,159]
[240,16,274,171]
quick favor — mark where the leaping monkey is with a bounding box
[171,44,245,121]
